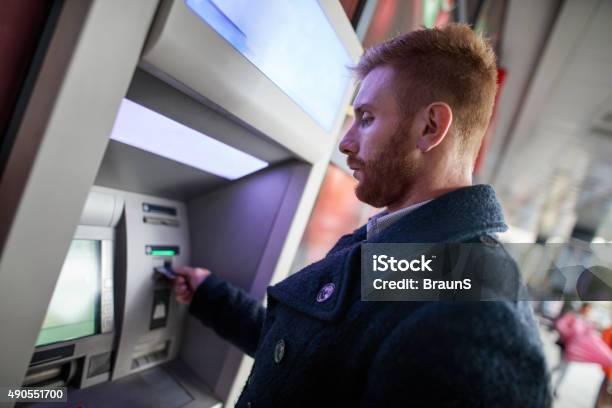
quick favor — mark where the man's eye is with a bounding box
[361,113,374,126]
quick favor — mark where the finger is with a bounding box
[173,280,185,292]
[173,266,194,276]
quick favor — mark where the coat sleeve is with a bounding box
[188,273,266,357]
[359,301,551,408]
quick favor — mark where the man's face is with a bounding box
[339,65,420,208]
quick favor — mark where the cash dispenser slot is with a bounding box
[130,340,170,370]
[24,359,79,388]
[30,344,75,366]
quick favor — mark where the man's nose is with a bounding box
[339,129,358,155]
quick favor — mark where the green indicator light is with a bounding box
[151,250,176,256]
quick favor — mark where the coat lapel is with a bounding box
[267,226,364,322]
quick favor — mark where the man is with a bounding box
[174,24,551,407]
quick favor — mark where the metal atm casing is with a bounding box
[109,186,190,380]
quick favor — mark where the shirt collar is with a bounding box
[367,200,432,239]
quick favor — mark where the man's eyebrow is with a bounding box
[353,103,374,115]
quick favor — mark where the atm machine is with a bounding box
[0,0,361,407]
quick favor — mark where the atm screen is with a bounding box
[185,0,352,132]
[36,240,100,346]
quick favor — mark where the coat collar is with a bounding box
[267,185,508,322]
[368,184,508,243]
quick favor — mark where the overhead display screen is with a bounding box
[36,240,100,346]
[185,0,352,132]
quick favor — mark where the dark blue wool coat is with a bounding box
[190,185,552,407]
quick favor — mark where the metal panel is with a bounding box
[181,160,310,401]
[0,0,160,392]
[96,140,229,201]
[126,69,292,166]
[95,69,295,201]
[110,188,190,381]
[141,0,361,164]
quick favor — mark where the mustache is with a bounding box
[346,157,365,169]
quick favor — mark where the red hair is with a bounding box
[354,23,498,156]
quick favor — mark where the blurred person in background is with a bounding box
[552,303,592,396]
[553,303,612,400]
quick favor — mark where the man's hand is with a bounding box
[173,266,211,304]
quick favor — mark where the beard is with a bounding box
[353,122,419,208]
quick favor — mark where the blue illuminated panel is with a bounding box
[185,0,352,132]
[111,99,268,180]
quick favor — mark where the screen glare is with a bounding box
[36,240,99,346]
[185,0,352,132]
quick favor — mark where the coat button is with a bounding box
[274,339,286,364]
[316,283,335,302]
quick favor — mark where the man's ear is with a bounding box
[416,102,453,153]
